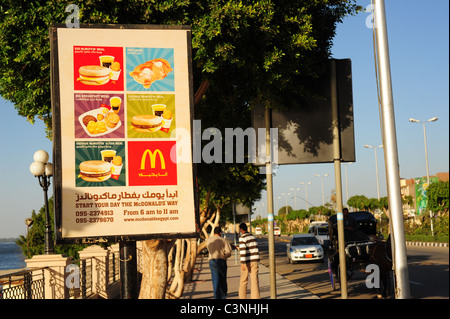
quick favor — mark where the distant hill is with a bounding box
[0,238,19,242]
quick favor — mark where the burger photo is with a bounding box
[130,114,163,132]
[78,160,112,182]
[77,65,111,85]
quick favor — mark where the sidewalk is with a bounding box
[181,254,319,300]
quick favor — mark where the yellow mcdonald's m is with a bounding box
[140,149,166,170]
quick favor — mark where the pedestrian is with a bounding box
[206,226,232,299]
[343,207,357,232]
[238,222,260,299]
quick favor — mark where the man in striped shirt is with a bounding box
[238,222,260,299]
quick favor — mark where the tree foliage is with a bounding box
[426,181,449,214]
[286,209,309,220]
[16,197,87,259]
[0,0,361,135]
[347,195,370,211]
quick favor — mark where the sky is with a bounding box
[0,0,448,238]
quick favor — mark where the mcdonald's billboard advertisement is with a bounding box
[50,25,198,243]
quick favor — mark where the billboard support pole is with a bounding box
[120,241,138,299]
[265,107,277,299]
[330,60,348,299]
[373,0,410,299]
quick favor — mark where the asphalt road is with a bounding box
[256,235,449,299]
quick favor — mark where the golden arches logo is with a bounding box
[140,149,166,170]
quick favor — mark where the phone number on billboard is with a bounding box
[75,217,114,223]
[76,210,114,216]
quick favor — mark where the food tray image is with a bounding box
[78,108,122,137]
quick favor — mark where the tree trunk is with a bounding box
[137,80,212,299]
[139,239,173,299]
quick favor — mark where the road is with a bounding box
[256,235,449,299]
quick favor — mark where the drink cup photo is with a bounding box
[151,104,166,117]
[110,97,122,113]
[101,150,116,163]
[99,55,115,68]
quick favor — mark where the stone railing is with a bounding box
[17,244,121,299]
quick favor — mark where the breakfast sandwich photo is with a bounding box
[127,94,176,138]
[73,45,124,91]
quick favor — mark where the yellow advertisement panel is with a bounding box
[50,25,197,243]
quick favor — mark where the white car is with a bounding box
[286,234,324,263]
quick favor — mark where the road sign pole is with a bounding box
[330,60,348,299]
[265,107,277,299]
[120,241,138,299]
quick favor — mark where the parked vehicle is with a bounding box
[308,222,329,248]
[286,234,324,263]
[327,211,393,297]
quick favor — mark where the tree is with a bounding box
[427,181,449,214]
[347,195,370,211]
[1,0,361,299]
[278,205,293,217]
[16,197,87,260]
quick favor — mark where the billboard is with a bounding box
[415,176,438,215]
[50,25,198,243]
[251,59,355,165]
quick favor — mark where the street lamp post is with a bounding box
[314,174,329,206]
[364,144,383,200]
[409,117,438,236]
[25,218,34,259]
[299,181,312,210]
[29,150,54,255]
[289,187,301,210]
[409,117,438,184]
[280,193,291,215]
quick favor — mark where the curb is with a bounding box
[257,235,449,247]
[406,241,448,248]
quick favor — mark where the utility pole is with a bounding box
[265,107,277,299]
[373,0,411,299]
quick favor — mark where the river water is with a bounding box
[0,241,27,271]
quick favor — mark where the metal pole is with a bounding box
[422,123,435,236]
[344,164,350,205]
[330,59,348,299]
[39,175,54,255]
[321,177,325,206]
[374,147,381,200]
[120,241,138,299]
[373,0,411,298]
[265,107,277,299]
[233,202,238,265]
[422,122,430,184]
[248,205,252,234]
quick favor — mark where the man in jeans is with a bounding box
[206,227,232,299]
[238,222,260,299]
